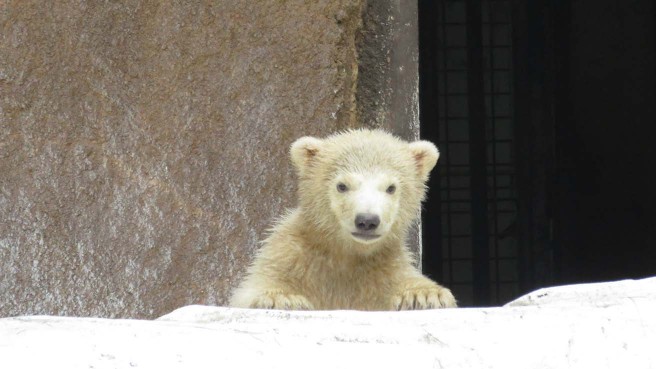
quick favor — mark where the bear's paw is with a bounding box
[249,291,315,310]
[394,285,457,310]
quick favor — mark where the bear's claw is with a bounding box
[249,291,315,310]
[394,286,457,310]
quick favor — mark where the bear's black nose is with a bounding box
[355,213,380,231]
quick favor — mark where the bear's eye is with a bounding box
[337,183,348,193]
[386,184,396,194]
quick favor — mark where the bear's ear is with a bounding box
[408,140,440,180]
[290,136,324,173]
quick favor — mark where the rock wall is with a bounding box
[0,1,419,318]
[356,0,422,258]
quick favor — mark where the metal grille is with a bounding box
[420,0,520,306]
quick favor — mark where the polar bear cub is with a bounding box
[230,129,456,310]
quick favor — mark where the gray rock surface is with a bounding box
[0,0,376,318]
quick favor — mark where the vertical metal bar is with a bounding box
[505,0,519,302]
[511,0,534,294]
[439,0,454,287]
[550,0,572,285]
[487,0,501,304]
[418,0,442,280]
[466,0,491,306]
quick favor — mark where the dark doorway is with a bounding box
[419,0,656,307]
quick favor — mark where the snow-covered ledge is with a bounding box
[2,278,655,369]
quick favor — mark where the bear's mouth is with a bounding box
[351,232,381,241]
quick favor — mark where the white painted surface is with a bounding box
[1,278,655,369]
[506,276,656,308]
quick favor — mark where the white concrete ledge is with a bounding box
[2,278,655,369]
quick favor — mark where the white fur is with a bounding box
[329,172,399,243]
[230,129,456,310]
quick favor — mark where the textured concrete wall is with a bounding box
[357,0,419,138]
[0,0,418,318]
[356,0,421,256]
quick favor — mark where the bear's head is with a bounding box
[290,129,439,253]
